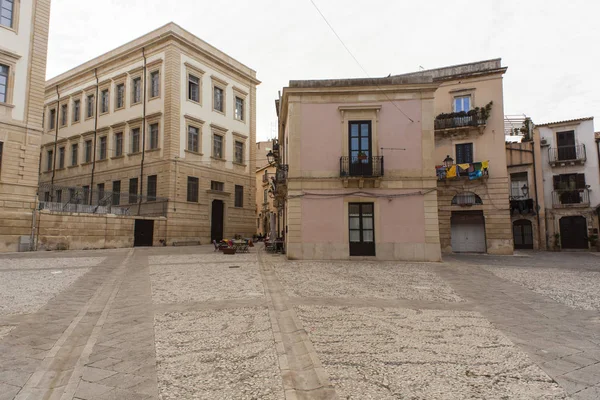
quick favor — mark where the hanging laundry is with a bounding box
[482,160,489,170]
[468,170,483,180]
[447,165,457,178]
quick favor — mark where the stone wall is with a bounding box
[35,210,166,251]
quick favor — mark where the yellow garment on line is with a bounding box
[457,163,470,170]
[482,160,489,169]
[446,165,457,178]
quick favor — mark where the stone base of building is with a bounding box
[286,242,442,262]
[0,209,35,253]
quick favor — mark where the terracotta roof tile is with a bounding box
[535,117,593,127]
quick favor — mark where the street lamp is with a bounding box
[443,155,454,168]
[266,150,275,165]
[521,184,529,198]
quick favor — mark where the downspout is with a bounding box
[89,68,99,205]
[137,48,147,216]
[531,140,542,250]
[50,85,60,200]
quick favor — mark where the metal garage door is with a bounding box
[451,211,486,253]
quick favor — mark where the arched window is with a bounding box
[451,192,482,206]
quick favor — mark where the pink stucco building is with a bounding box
[274,76,442,261]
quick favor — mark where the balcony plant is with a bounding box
[588,234,598,251]
[552,233,561,252]
[357,151,367,161]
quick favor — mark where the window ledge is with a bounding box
[146,148,161,153]
[206,189,231,196]
[81,161,92,166]
[111,155,125,160]
[234,117,245,123]
[184,149,203,156]
[187,98,201,105]
[148,96,161,102]
[96,158,108,163]
[212,108,225,116]
[71,120,80,125]
[0,102,15,109]
[114,106,125,112]
[85,116,94,121]
[211,156,225,161]
[55,167,66,171]
[67,165,79,169]
[233,162,247,167]
[128,151,142,156]
[99,111,109,116]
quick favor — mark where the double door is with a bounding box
[349,121,372,176]
[349,202,375,256]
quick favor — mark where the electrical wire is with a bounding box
[308,0,415,123]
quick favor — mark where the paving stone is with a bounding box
[81,367,117,383]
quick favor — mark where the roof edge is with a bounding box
[535,117,594,127]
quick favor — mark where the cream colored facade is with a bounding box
[277,75,442,261]
[0,0,51,252]
[255,140,277,236]
[401,59,513,254]
[39,23,259,244]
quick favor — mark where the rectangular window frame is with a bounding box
[130,126,141,154]
[85,93,95,119]
[72,98,81,123]
[0,0,19,32]
[48,107,56,130]
[455,142,474,164]
[148,122,159,150]
[234,185,243,208]
[60,103,68,127]
[70,143,78,166]
[46,149,53,171]
[112,180,121,206]
[98,136,107,160]
[84,139,93,163]
[0,58,16,106]
[212,132,224,160]
[185,62,204,105]
[453,95,471,113]
[115,82,125,110]
[211,180,224,192]
[234,140,244,165]
[128,178,138,204]
[114,132,123,157]
[100,88,110,114]
[147,175,157,201]
[211,75,228,115]
[149,69,160,99]
[187,176,199,202]
[233,86,248,123]
[58,146,65,169]
[131,76,142,105]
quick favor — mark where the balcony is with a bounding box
[552,189,590,208]
[340,156,384,178]
[549,145,586,166]
[434,115,487,131]
[436,161,489,181]
[434,102,492,137]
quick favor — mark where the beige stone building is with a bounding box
[255,140,277,236]
[401,59,513,254]
[0,0,51,252]
[505,117,546,250]
[39,23,259,245]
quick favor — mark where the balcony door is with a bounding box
[349,121,372,176]
[349,202,375,256]
[557,131,576,161]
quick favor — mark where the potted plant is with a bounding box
[357,151,367,161]
[588,234,598,251]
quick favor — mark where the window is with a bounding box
[211,181,224,192]
[128,178,138,204]
[68,188,77,204]
[116,83,125,109]
[188,75,200,102]
[187,177,199,202]
[56,190,62,203]
[100,89,109,113]
[71,143,78,166]
[112,180,121,206]
[213,86,224,112]
[234,185,243,207]
[235,96,244,121]
[82,185,90,204]
[263,189,268,204]
[49,108,56,129]
[44,192,50,202]
[86,94,94,118]
[97,183,105,203]
[114,132,123,157]
[213,134,223,159]
[553,173,586,190]
[131,128,140,153]
[132,77,141,104]
[84,139,92,163]
[188,126,199,152]
[147,175,157,201]
[455,143,473,164]
[0,64,7,103]
[150,71,159,98]
[234,141,244,164]
[58,147,65,169]
[60,104,68,126]
[99,136,107,160]
[348,203,375,256]
[510,172,528,198]
[46,149,53,171]
[454,96,471,112]
[72,99,80,122]
[149,123,159,149]
[0,0,14,28]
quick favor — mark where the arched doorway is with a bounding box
[560,216,588,249]
[513,219,533,249]
[211,200,224,242]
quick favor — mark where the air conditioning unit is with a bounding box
[540,138,548,146]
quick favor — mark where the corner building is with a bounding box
[39,23,259,245]
[0,0,51,252]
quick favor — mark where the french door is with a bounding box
[349,202,375,256]
[557,131,576,161]
[349,121,372,176]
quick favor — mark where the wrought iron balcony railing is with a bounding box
[340,156,384,178]
[549,145,586,165]
[434,115,487,131]
[552,189,590,208]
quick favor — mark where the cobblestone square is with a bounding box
[0,247,598,399]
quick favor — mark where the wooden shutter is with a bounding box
[575,174,586,189]
[553,175,560,190]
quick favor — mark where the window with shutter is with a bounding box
[455,143,473,164]
[575,174,586,189]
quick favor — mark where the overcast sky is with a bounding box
[46,0,600,141]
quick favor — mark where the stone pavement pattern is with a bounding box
[0,247,598,399]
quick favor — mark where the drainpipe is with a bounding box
[89,68,99,205]
[531,139,542,250]
[50,85,60,200]
[137,47,147,216]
